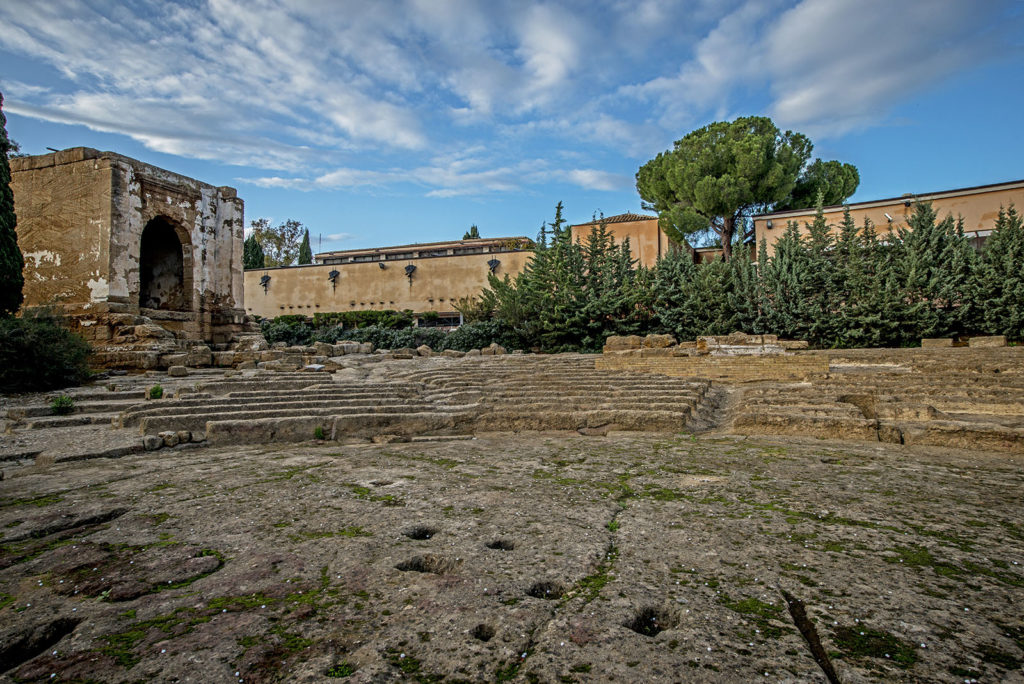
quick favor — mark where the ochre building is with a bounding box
[243,237,532,323]
[10,147,246,343]
[753,178,1024,257]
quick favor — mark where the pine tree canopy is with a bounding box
[636,115,858,261]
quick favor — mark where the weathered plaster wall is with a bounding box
[9,148,115,310]
[243,251,532,318]
[11,147,246,343]
[753,181,1024,258]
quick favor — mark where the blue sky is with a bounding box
[2,0,1022,253]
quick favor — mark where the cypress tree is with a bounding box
[895,202,978,342]
[297,228,313,265]
[0,92,24,317]
[977,206,1024,339]
[243,233,265,269]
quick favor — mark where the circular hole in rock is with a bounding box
[395,554,459,575]
[527,580,565,600]
[404,525,438,540]
[471,623,495,642]
[485,539,515,551]
[625,606,675,637]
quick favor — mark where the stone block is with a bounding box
[176,430,192,444]
[159,430,180,447]
[304,364,327,372]
[442,349,465,358]
[487,343,507,355]
[643,334,677,349]
[212,351,235,367]
[161,353,188,367]
[143,434,163,451]
[313,341,334,356]
[185,346,212,367]
[779,340,810,350]
[921,338,953,348]
[465,349,482,356]
[968,335,1007,348]
[358,342,374,354]
[135,323,173,339]
[604,335,643,351]
[416,345,433,357]
[167,365,189,377]
[334,342,360,355]
[236,360,257,370]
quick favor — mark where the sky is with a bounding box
[1,0,1022,253]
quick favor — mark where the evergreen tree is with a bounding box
[463,224,480,240]
[895,203,979,342]
[0,92,24,317]
[243,233,265,269]
[977,206,1024,339]
[297,228,313,265]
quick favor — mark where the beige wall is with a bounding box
[244,250,532,318]
[11,150,115,309]
[570,217,671,267]
[11,147,246,343]
[753,182,1024,258]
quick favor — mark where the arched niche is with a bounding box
[139,216,192,311]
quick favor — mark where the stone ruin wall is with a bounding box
[10,148,246,346]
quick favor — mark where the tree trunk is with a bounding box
[720,216,735,262]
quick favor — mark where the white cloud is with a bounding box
[567,169,631,191]
[621,0,1008,139]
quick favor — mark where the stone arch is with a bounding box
[139,216,192,311]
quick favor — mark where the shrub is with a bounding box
[50,394,75,415]
[314,426,326,440]
[260,314,314,346]
[443,320,510,351]
[149,384,164,400]
[0,309,91,393]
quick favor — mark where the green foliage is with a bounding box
[314,426,326,440]
[0,92,25,317]
[243,233,265,269]
[326,662,357,677]
[50,395,75,415]
[298,228,313,265]
[478,204,651,352]
[636,115,857,262]
[976,205,1024,339]
[776,159,860,211]
[149,384,164,400]
[260,314,314,346]
[249,217,304,267]
[0,308,91,392]
[463,224,480,239]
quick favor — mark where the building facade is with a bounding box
[243,237,532,322]
[10,147,246,344]
[752,179,1024,257]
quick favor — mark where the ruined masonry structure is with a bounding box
[10,147,246,347]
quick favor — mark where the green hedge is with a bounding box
[0,309,92,393]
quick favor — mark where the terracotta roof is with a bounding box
[571,212,657,227]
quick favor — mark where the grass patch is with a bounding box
[718,594,785,638]
[831,625,917,669]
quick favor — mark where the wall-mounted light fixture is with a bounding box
[260,274,271,293]
[378,262,386,269]
[328,269,339,291]
[884,213,894,223]
[487,258,500,273]
[766,220,773,229]
[404,264,416,281]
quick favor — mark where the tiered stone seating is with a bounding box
[104,354,713,444]
[732,365,1024,451]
